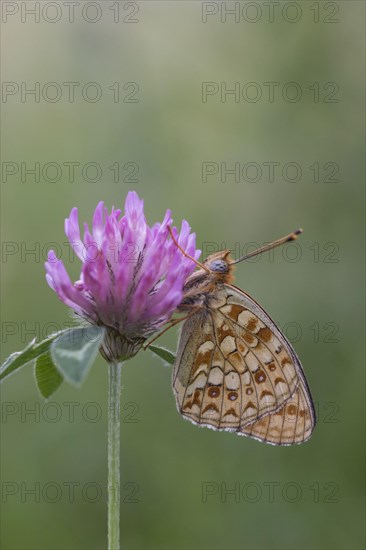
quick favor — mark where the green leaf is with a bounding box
[149,344,175,366]
[0,332,68,383]
[51,326,105,386]
[34,352,63,399]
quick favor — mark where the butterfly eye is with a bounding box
[209,259,229,273]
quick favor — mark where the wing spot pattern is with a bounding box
[173,284,315,445]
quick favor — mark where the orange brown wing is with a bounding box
[240,380,315,445]
[173,284,316,444]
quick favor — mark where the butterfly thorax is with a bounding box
[177,250,234,313]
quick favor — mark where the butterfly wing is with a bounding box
[240,381,315,445]
[173,283,316,444]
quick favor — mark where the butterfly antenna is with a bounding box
[168,225,210,272]
[231,228,303,264]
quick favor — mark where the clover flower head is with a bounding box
[45,192,200,362]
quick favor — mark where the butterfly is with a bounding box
[168,228,316,446]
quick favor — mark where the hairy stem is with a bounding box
[108,362,122,550]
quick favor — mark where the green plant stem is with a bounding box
[108,362,122,550]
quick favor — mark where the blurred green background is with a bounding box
[1,1,364,549]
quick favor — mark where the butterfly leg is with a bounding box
[143,306,203,350]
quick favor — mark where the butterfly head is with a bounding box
[202,250,235,283]
[208,259,229,273]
